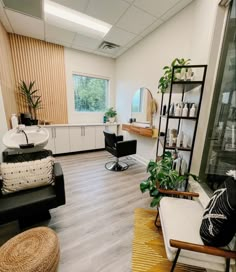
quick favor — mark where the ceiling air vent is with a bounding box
[98,41,120,54]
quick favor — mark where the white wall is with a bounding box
[0,84,8,162]
[115,0,221,165]
[64,48,116,124]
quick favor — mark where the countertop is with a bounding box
[43,123,120,127]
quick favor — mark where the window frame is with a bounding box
[72,72,110,113]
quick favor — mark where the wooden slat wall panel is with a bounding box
[9,34,68,124]
[0,22,17,128]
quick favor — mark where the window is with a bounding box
[73,74,109,112]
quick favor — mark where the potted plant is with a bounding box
[158,58,192,93]
[105,107,117,123]
[19,80,42,125]
[140,151,198,207]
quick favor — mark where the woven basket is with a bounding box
[0,227,60,272]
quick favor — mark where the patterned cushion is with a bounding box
[0,156,55,194]
[200,177,236,247]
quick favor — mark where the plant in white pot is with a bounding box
[105,107,117,123]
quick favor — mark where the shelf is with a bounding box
[161,115,197,120]
[122,124,158,138]
[172,80,203,85]
[165,81,203,93]
[159,136,191,151]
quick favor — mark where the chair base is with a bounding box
[105,161,129,171]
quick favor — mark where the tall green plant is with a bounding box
[140,152,198,207]
[158,58,191,93]
[19,80,42,120]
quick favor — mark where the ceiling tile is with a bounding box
[71,44,94,54]
[133,0,180,18]
[50,0,89,13]
[103,27,136,46]
[72,33,102,50]
[2,0,43,19]
[140,19,163,37]
[46,38,72,48]
[5,9,44,40]
[125,35,144,48]
[0,2,13,32]
[45,24,76,43]
[116,6,156,34]
[114,47,129,57]
[86,0,129,24]
[160,0,193,21]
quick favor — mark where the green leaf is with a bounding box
[150,195,162,207]
[140,180,151,193]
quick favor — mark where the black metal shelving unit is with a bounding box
[156,64,208,173]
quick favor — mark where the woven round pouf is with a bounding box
[0,227,60,272]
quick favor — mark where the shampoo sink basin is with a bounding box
[3,126,49,151]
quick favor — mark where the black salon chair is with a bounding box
[103,131,137,171]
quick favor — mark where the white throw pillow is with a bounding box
[0,156,55,194]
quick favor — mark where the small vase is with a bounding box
[109,117,115,123]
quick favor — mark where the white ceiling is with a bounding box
[0,0,194,58]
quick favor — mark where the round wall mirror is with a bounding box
[131,88,156,126]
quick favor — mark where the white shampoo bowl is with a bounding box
[3,126,49,151]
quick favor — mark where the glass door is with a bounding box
[200,0,236,191]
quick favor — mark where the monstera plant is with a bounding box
[140,152,198,207]
[158,58,191,93]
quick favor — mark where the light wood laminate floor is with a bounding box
[0,151,151,272]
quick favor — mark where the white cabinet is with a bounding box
[45,124,119,154]
[95,126,105,149]
[45,128,55,154]
[69,126,96,152]
[105,125,117,134]
[45,127,70,154]
[54,127,70,154]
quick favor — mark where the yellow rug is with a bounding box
[132,208,206,272]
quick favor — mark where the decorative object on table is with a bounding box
[11,113,18,129]
[0,227,60,272]
[158,58,191,93]
[103,115,107,123]
[131,208,205,272]
[104,107,117,123]
[140,151,198,207]
[156,65,207,174]
[18,80,42,125]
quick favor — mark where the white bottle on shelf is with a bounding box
[182,104,188,117]
[183,134,189,148]
[189,104,196,117]
[169,134,173,147]
[11,114,18,129]
[175,104,181,116]
[177,132,183,147]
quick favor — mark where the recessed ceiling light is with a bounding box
[44,0,112,36]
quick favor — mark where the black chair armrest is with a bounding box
[116,135,124,142]
[53,163,66,206]
[116,140,137,157]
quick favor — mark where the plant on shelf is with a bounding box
[105,107,117,122]
[158,58,192,93]
[140,151,198,207]
[19,80,42,124]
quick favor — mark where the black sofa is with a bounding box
[0,150,66,227]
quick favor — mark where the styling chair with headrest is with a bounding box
[103,131,137,171]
